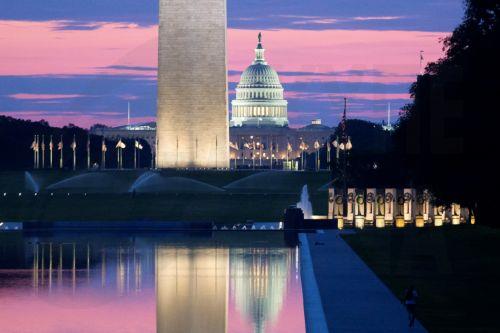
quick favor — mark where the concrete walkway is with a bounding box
[304,230,427,333]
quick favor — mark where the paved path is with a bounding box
[304,230,427,333]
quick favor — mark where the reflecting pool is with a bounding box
[0,231,305,333]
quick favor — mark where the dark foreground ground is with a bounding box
[342,226,500,333]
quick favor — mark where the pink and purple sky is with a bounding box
[0,0,464,128]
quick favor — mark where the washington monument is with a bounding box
[157,0,229,168]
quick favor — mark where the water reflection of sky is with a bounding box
[0,232,305,333]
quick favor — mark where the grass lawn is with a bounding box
[0,192,327,223]
[0,170,329,223]
[342,226,500,333]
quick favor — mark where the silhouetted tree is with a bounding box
[395,0,499,224]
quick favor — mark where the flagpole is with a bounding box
[127,102,131,129]
[276,142,279,169]
[260,143,263,167]
[316,150,319,171]
[252,137,255,170]
[286,139,289,166]
[59,135,63,169]
[155,137,159,169]
[102,138,106,170]
[419,50,424,75]
[41,135,45,169]
[87,135,90,169]
[49,135,53,169]
[37,135,40,169]
[270,139,273,170]
[72,135,76,171]
[138,143,141,168]
[238,138,246,167]
[134,140,137,169]
[327,138,331,164]
[32,135,36,169]
[36,135,39,169]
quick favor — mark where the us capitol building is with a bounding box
[91,34,335,168]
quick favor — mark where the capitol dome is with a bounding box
[231,33,288,127]
[238,63,282,88]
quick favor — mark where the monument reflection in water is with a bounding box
[0,232,305,333]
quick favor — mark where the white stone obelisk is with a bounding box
[157,0,229,168]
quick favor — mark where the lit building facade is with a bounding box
[230,34,288,127]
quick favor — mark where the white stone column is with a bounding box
[328,187,334,220]
[422,190,431,222]
[451,203,461,225]
[433,206,445,226]
[346,188,355,223]
[375,193,385,228]
[384,188,396,224]
[334,193,344,219]
[354,192,366,229]
[365,188,376,224]
[403,188,414,223]
[394,190,405,227]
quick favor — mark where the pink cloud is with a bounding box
[286,91,411,101]
[8,93,86,100]
[0,20,448,84]
[0,20,157,76]
[288,111,320,119]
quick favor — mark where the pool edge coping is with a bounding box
[299,232,329,333]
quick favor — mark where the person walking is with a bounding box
[403,285,418,327]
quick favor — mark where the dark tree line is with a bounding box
[0,116,152,170]
[394,0,499,225]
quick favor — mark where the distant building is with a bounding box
[230,33,288,127]
[228,34,335,168]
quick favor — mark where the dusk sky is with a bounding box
[0,0,464,128]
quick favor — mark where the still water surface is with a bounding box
[0,231,305,333]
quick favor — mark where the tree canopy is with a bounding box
[395,0,499,223]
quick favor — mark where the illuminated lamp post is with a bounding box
[332,98,353,219]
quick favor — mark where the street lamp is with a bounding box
[314,140,321,171]
[299,139,308,170]
[332,98,353,220]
